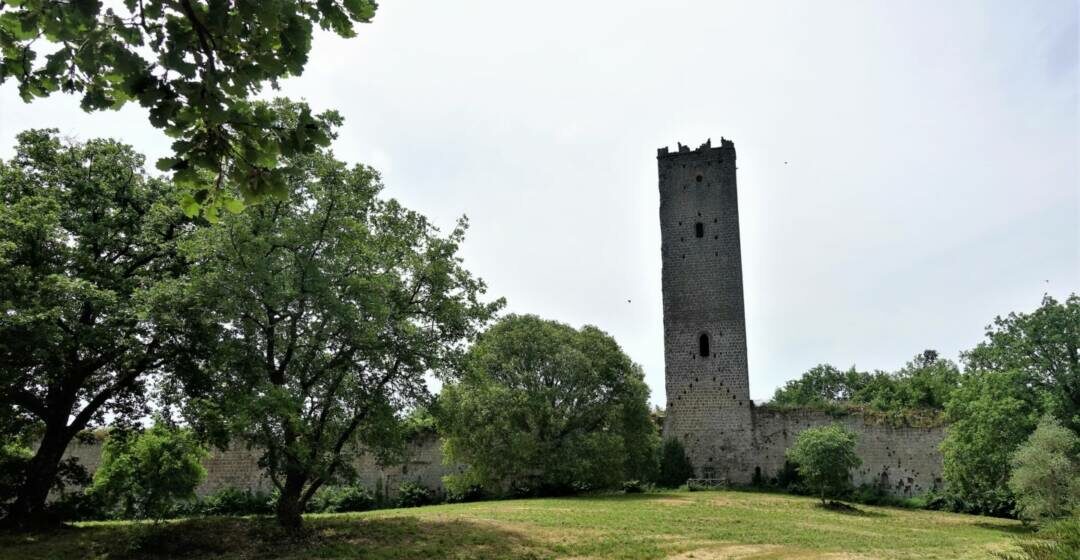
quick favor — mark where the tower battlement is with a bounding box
[656,137,735,158]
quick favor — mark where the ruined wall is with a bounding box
[751,408,946,496]
[658,139,755,483]
[57,433,453,498]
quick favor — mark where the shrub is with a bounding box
[46,489,112,521]
[195,487,274,517]
[90,425,208,521]
[785,424,862,505]
[0,443,32,519]
[995,516,1080,560]
[1008,415,1080,523]
[622,480,647,494]
[687,479,728,492]
[773,460,804,494]
[309,485,375,513]
[396,482,435,508]
[848,483,922,508]
[656,438,695,488]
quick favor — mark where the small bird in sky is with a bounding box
[627,299,632,303]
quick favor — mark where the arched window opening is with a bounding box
[698,333,710,357]
[695,222,704,238]
[695,173,704,183]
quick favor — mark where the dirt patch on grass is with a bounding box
[667,546,879,560]
[705,494,793,508]
[666,544,782,559]
[655,498,695,506]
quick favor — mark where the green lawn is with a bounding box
[0,490,1029,559]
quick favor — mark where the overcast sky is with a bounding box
[2,1,1077,404]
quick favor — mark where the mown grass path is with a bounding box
[0,490,1026,559]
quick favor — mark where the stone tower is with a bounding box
[658,138,753,483]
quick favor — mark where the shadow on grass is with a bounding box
[974,521,1034,536]
[814,501,887,517]
[0,515,550,560]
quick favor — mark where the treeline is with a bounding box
[0,124,677,531]
[768,295,1080,519]
[0,120,504,530]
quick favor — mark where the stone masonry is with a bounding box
[658,139,946,494]
[658,138,756,483]
[58,433,453,499]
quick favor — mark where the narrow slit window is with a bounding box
[695,222,704,238]
[699,333,710,357]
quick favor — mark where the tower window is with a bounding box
[695,223,704,238]
[698,333,710,358]
[695,173,703,183]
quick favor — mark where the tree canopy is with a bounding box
[963,294,1079,432]
[0,129,192,528]
[940,294,1080,516]
[785,424,861,505]
[0,0,377,214]
[172,143,500,528]
[769,350,961,414]
[437,314,658,496]
[1007,414,1080,523]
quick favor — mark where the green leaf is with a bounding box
[179,193,199,218]
[222,197,245,214]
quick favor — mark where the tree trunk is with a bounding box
[2,422,72,530]
[275,473,306,530]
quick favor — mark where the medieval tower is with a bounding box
[658,138,754,483]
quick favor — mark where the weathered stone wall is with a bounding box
[658,139,756,483]
[751,408,946,496]
[57,433,454,497]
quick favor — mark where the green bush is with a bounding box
[194,487,274,517]
[622,480,649,494]
[995,517,1080,560]
[848,483,923,508]
[656,438,695,488]
[785,424,862,505]
[90,425,209,521]
[1008,415,1080,524]
[444,480,487,503]
[773,460,804,494]
[308,485,375,513]
[0,442,32,518]
[46,488,112,521]
[396,482,435,508]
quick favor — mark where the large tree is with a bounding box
[940,369,1040,516]
[437,314,658,496]
[175,146,499,528]
[0,0,376,214]
[963,294,1079,432]
[0,130,190,528]
[940,293,1079,515]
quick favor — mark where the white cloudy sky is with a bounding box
[2,1,1077,404]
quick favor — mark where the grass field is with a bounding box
[0,490,1029,559]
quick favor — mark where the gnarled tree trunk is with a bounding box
[2,420,73,530]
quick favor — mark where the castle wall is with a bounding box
[56,416,944,498]
[56,433,453,498]
[751,408,946,496]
